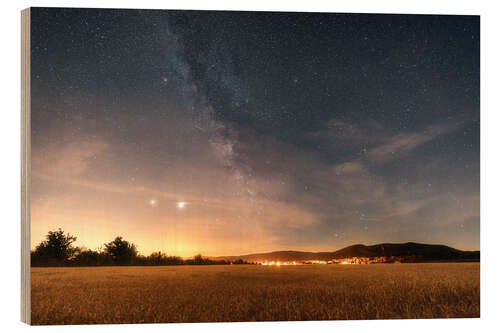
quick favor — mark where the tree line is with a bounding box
[31,229,252,267]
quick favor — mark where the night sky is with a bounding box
[30,8,480,256]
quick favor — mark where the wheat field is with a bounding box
[30,263,479,325]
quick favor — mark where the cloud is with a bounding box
[223,119,478,247]
[333,161,366,175]
[304,118,386,156]
[305,119,366,143]
[329,124,453,179]
[364,125,447,165]
[32,137,109,177]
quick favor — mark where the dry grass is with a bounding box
[31,263,479,325]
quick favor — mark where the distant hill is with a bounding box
[211,242,479,263]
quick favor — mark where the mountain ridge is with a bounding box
[209,242,480,263]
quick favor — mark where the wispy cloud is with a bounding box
[365,125,448,165]
[32,137,109,177]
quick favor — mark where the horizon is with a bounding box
[30,229,480,258]
[30,9,479,258]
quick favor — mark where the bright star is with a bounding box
[177,201,186,209]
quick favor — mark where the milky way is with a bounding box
[30,8,479,256]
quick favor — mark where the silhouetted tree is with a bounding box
[31,229,79,266]
[31,229,241,266]
[147,251,166,265]
[193,254,208,265]
[233,258,245,265]
[103,236,138,265]
[165,255,184,265]
[73,248,112,266]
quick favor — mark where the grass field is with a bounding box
[30,263,479,325]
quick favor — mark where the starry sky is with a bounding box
[30,8,480,256]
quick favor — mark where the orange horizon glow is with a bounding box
[29,113,480,257]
